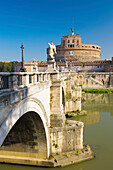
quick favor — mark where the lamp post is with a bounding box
[20,43,26,72]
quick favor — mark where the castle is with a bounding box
[47,29,101,62]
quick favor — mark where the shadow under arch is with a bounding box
[0,111,48,159]
[62,87,65,111]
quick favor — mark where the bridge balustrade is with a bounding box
[0,72,51,91]
[0,75,9,90]
[0,71,74,92]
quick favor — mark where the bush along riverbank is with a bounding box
[82,89,113,93]
[66,110,87,118]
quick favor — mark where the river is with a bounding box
[1,93,113,170]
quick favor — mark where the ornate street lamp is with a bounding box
[20,43,26,72]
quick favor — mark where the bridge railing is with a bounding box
[0,71,74,91]
[0,72,51,91]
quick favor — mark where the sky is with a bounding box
[0,0,113,62]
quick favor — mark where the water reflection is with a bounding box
[70,93,113,125]
[70,110,100,125]
[82,93,113,106]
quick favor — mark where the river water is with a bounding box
[1,93,113,170]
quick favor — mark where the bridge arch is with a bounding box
[0,97,50,159]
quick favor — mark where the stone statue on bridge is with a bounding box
[48,42,56,61]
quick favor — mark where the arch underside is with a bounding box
[0,112,47,159]
[62,87,65,110]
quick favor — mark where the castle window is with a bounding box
[72,39,74,43]
[63,40,65,46]
[68,40,70,43]
[68,44,74,48]
[92,46,95,48]
[77,40,79,45]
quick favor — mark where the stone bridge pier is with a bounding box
[0,71,92,167]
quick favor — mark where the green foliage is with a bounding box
[50,93,54,102]
[55,153,60,156]
[81,98,86,102]
[74,114,87,118]
[83,144,88,151]
[82,149,84,153]
[75,150,79,156]
[63,154,69,158]
[55,144,58,148]
[84,147,88,150]
[82,89,113,93]
[92,152,95,158]
[67,110,80,114]
[72,96,75,100]
[66,92,70,100]
[48,155,55,160]
[53,141,58,148]
[71,84,75,90]
[0,62,14,72]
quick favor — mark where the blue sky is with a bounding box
[0,0,113,61]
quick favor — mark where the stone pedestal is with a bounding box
[46,59,57,73]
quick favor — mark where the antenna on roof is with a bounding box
[71,18,74,35]
[71,28,74,35]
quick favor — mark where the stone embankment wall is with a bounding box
[75,72,113,88]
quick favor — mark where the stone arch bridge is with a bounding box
[0,71,83,167]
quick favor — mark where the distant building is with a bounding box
[2,61,10,63]
[13,57,113,73]
[13,60,48,72]
[48,30,101,62]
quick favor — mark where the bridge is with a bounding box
[0,71,93,167]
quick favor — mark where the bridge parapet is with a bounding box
[0,72,51,91]
[0,71,75,91]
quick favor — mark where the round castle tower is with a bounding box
[53,29,101,62]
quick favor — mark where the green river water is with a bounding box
[1,93,113,170]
